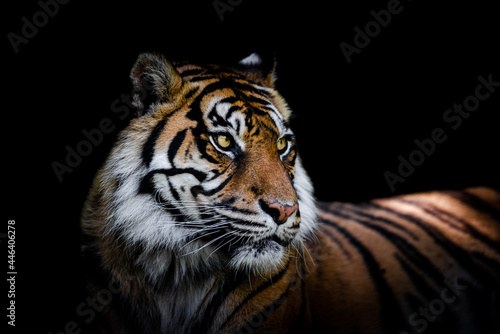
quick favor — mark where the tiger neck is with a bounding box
[123,246,306,333]
[222,253,309,333]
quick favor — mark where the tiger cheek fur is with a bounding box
[81,52,500,334]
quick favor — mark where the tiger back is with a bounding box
[308,187,500,333]
[80,52,500,333]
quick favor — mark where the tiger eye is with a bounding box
[217,135,232,149]
[277,138,287,151]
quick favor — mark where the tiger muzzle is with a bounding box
[259,199,299,225]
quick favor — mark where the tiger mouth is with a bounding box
[233,230,291,248]
[189,222,292,254]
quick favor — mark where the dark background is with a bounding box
[4,0,499,332]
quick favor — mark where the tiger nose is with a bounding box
[259,200,299,225]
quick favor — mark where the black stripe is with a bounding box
[147,167,207,183]
[188,75,219,82]
[226,219,267,229]
[191,173,233,197]
[231,80,271,98]
[369,202,500,285]
[178,68,205,77]
[142,118,167,167]
[447,189,500,223]
[184,87,199,99]
[185,78,277,158]
[207,97,242,128]
[187,79,271,121]
[218,205,258,216]
[191,272,246,334]
[139,168,208,196]
[245,93,272,106]
[168,129,187,166]
[220,258,292,330]
[396,254,462,334]
[347,203,420,240]
[224,224,264,233]
[259,105,277,112]
[398,197,499,251]
[324,204,450,292]
[137,171,186,221]
[327,206,444,285]
[298,258,307,329]
[227,105,243,120]
[167,178,181,202]
[218,96,239,105]
[396,253,441,304]
[207,101,227,127]
[219,196,237,206]
[187,82,227,164]
[317,222,351,259]
[239,284,292,333]
[187,81,236,119]
[320,215,407,332]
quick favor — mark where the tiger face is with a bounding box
[100,53,316,277]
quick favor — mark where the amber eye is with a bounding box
[215,134,232,149]
[277,137,287,151]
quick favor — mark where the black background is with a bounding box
[4,0,499,332]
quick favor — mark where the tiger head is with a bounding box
[92,53,317,278]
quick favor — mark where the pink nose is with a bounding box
[267,202,299,224]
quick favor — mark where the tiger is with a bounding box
[80,52,500,334]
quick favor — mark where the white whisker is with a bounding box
[182,229,238,256]
[207,234,239,259]
[180,229,226,250]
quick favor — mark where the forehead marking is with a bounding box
[188,78,291,139]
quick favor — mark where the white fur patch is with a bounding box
[293,156,318,241]
[229,241,286,275]
[238,53,262,66]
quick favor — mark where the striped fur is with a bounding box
[80,53,500,333]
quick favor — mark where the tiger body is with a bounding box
[309,188,500,334]
[80,53,500,333]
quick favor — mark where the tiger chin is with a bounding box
[81,52,500,334]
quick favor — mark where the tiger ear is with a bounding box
[235,52,277,88]
[130,53,183,116]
